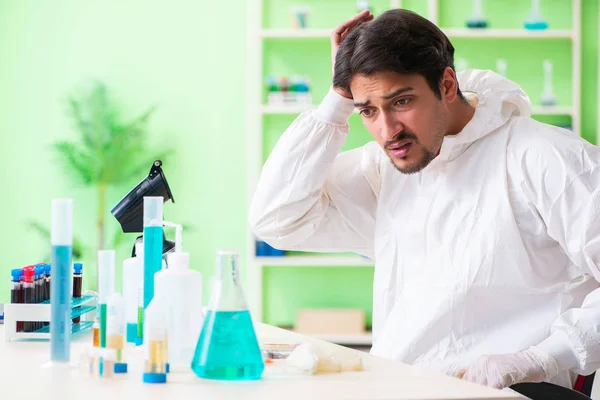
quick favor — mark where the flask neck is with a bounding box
[215,251,241,284]
[210,250,247,311]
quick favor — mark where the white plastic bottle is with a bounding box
[154,250,204,366]
[123,243,143,343]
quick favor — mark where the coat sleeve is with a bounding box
[248,89,381,259]
[514,123,600,376]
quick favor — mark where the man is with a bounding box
[249,9,600,390]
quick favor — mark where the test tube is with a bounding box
[142,298,168,384]
[92,315,100,347]
[72,263,83,324]
[107,293,128,373]
[22,267,35,332]
[50,198,73,362]
[98,250,116,349]
[45,264,51,300]
[33,266,39,304]
[42,264,50,327]
[143,197,164,310]
[10,269,23,332]
[136,288,144,345]
[36,265,45,329]
[37,264,46,301]
[123,244,143,343]
[33,266,39,330]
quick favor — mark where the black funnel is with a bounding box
[111,160,175,233]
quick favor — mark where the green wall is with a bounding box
[1,1,598,330]
[0,1,247,304]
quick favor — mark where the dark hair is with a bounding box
[333,9,461,100]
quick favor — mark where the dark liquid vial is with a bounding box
[24,286,34,332]
[73,275,82,323]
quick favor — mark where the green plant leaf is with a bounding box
[53,141,94,185]
[27,220,50,240]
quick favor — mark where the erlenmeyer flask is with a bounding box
[191,249,264,380]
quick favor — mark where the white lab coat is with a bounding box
[249,69,600,388]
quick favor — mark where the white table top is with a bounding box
[0,323,519,400]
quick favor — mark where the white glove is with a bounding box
[462,347,559,389]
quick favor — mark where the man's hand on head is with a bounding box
[331,10,373,99]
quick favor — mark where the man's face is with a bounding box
[350,70,451,174]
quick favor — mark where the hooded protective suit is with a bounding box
[249,69,600,388]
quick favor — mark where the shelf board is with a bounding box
[255,255,374,267]
[262,28,574,40]
[531,105,573,115]
[262,104,573,117]
[443,28,573,39]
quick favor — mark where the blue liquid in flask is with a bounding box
[191,310,264,380]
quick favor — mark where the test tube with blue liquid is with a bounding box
[50,198,73,363]
[143,197,164,310]
[191,249,264,380]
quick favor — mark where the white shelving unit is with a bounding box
[247,0,582,346]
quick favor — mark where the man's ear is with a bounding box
[440,66,458,103]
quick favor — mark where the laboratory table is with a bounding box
[0,323,519,400]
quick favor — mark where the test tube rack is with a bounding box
[4,295,97,341]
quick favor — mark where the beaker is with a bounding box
[191,249,264,380]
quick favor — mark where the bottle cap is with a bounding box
[114,363,128,374]
[167,252,190,270]
[23,268,35,282]
[11,269,22,282]
[74,263,83,274]
[143,372,167,384]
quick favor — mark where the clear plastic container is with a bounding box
[155,251,204,366]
